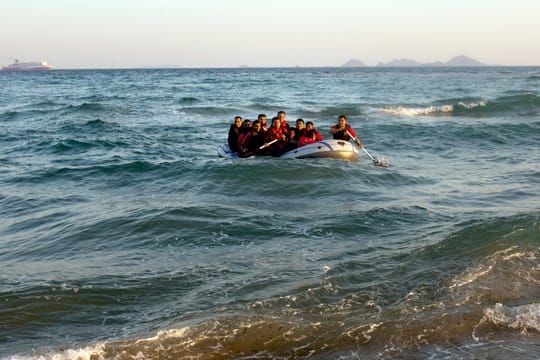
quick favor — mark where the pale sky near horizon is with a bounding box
[1,0,539,68]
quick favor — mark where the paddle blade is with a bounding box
[374,158,389,167]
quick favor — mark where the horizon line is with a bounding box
[7,64,539,71]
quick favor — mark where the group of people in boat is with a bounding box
[228,111,363,158]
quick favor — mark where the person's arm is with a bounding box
[227,127,235,148]
[347,127,363,147]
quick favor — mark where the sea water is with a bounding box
[0,67,539,359]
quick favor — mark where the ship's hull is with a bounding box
[2,65,53,71]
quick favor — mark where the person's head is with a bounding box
[242,119,252,129]
[288,128,296,139]
[234,116,242,127]
[271,116,281,129]
[295,118,305,130]
[251,120,262,132]
[306,121,314,131]
[277,111,286,122]
[337,115,347,127]
[258,114,267,124]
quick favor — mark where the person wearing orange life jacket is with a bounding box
[299,121,324,147]
[329,114,362,147]
[238,120,265,158]
[236,119,252,149]
[264,116,287,156]
[277,110,290,134]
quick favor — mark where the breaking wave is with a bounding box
[474,303,540,340]
[376,93,540,117]
[7,214,538,359]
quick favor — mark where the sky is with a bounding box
[1,0,539,68]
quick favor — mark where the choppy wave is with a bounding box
[300,105,364,118]
[376,93,540,117]
[1,102,125,122]
[10,160,165,185]
[56,119,127,137]
[0,110,18,121]
[176,96,200,105]
[175,105,246,116]
[61,102,108,113]
[475,303,540,337]
[0,106,64,121]
[2,67,540,360]
[75,94,128,102]
[5,214,538,359]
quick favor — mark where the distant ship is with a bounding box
[2,59,53,71]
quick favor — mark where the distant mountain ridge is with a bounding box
[341,59,366,67]
[341,55,487,67]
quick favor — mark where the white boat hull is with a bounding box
[218,139,358,161]
[280,140,358,161]
[217,144,239,158]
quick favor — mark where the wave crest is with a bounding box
[301,105,363,118]
[472,303,540,341]
[377,93,540,117]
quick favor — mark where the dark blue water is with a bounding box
[1,67,539,359]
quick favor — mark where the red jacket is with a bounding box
[264,126,287,156]
[298,129,323,147]
[330,124,356,141]
[239,131,264,157]
[280,121,290,134]
[237,131,248,147]
[265,126,285,143]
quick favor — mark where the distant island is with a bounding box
[341,59,367,67]
[341,55,487,67]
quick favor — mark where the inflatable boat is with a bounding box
[217,139,359,161]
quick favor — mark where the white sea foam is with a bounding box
[483,303,540,332]
[134,327,189,343]
[377,100,487,116]
[473,303,540,340]
[6,329,195,360]
[379,105,455,116]
[7,343,106,360]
